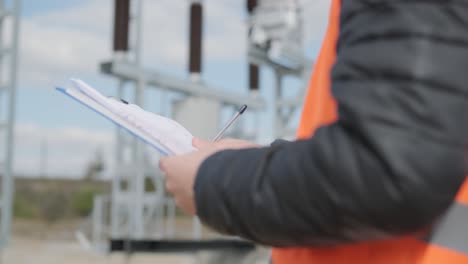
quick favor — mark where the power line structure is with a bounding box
[0,0,20,252]
[248,0,311,139]
[88,0,312,262]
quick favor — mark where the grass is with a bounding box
[13,178,109,223]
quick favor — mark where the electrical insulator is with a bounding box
[113,0,130,52]
[248,0,260,92]
[247,0,258,14]
[249,64,260,92]
[189,2,203,76]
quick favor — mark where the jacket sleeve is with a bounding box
[194,0,468,247]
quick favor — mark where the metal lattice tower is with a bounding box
[248,0,310,139]
[92,0,266,250]
[0,0,20,250]
[90,0,173,248]
[90,2,312,261]
[110,0,152,241]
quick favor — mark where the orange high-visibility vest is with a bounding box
[271,0,468,263]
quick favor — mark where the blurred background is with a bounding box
[0,0,329,263]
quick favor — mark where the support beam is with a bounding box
[248,45,309,76]
[101,61,266,109]
[276,95,306,108]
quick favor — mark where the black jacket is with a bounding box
[194,0,468,247]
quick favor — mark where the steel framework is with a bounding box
[89,2,312,262]
[0,0,20,251]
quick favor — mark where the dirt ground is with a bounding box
[1,220,270,264]
[2,236,269,264]
[2,236,197,264]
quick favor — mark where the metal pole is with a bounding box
[0,0,4,243]
[134,0,143,67]
[273,70,282,138]
[132,140,145,239]
[92,195,103,248]
[165,198,175,238]
[156,91,167,237]
[0,0,4,249]
[192,217,202,239]
[111,80,125,238]
[155,186,164,237]
[39,137,47,177]
[1,0,20,247]
[0,0,4,94]
[131,0,145,239]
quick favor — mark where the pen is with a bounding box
[107,96,129,104]
[212,104,248,142]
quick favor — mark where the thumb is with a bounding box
[192,137,212,149]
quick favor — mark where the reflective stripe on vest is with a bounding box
[424,201,468,255]
[423,180,468,256]
[272,0,468,262]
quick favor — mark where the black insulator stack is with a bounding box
[189,2,203,74]
[113,0,130,52]
[247,0,259,91]
[247,0,258,14]
[249,64,259,91]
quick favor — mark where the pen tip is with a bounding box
[239,104,248,114]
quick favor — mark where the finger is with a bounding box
[219,138,257,149]
[158,157,168,171]
[165,180,175,193]
[192,137,212,149]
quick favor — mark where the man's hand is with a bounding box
[192,137,259,151]
[159,138,259,215]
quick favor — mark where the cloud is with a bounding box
[18,0,112,88]
[140,0,331,66]
[13,122,114,178]
[19,0,250,87]
[139,0,247,68]
[18,0,330,88]
[12,122,164,179]
[12,0,331,177]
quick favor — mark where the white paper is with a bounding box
[66,79,196,155]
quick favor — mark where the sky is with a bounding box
[11,0,330,179]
